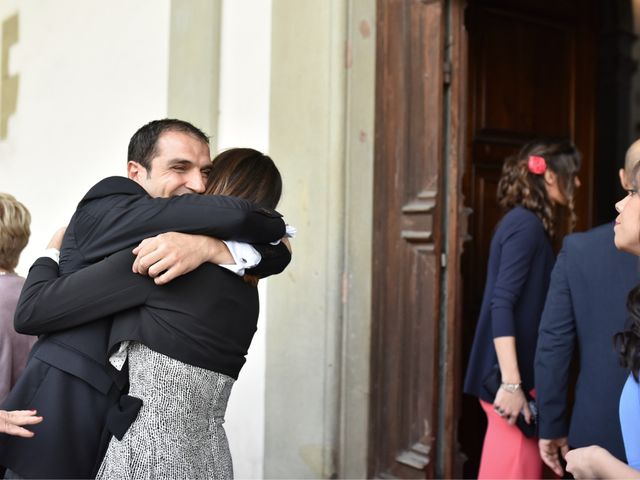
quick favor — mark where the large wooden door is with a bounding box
[370,0,446,477]
[459,0,596,476]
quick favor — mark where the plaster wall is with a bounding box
[0,0,170,275]
[266,1,346,477]
[264,0,375,476]
[215,1,272,478]
[339,1,375,477]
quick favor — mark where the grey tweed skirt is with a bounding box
[97,342,235,480]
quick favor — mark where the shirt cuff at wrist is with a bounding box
[220,241,261,276]
[42,248,60,264]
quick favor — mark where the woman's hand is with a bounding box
[0,409,43,437]
[492,336,529,425]
[46,226,67,250]
[492,387,531,425]
[564,445,640,479]
[565,446,603,479]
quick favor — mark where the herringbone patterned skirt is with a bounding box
[97,342,235,479]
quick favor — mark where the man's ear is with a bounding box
[543,169,557,185]
[619,168,630,190]
[127,161,145,181]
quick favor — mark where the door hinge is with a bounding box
[441,253,447,268]
[443,61,452,86]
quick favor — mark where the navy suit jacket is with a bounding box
[0,177,288,479]
[534,223,639,461]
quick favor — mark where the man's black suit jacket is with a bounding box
[0,177,288,479]
[15,249,261,380]
[535,223,639,460]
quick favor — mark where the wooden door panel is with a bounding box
[371,0,444,477]
[470,8,575,139]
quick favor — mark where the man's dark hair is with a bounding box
[127,119,210,170]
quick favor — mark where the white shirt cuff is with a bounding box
[285,225,297,238]
[42,248,60,264]
[220,241,261,276]
[270,225,297,245]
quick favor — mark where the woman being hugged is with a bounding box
[11,148,290,479]
[463,141,581,479]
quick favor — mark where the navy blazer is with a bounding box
[0,177,288,479]
[534,223,639,460]
[464,206,555,401]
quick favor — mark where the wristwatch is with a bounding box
[500,382,521,393]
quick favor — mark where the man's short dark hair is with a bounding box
[128,119,210,170]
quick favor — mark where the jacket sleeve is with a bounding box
[490,217,541,338]
[14,251,153,335]
[68,192,286,266]
[247,242,292,278]
[534,244,576,439]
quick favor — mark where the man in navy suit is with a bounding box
[0,119,290,479]
[535,140,640,476]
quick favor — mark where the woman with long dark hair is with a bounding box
[464,140,581,479]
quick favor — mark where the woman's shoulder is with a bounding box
[620,374,640,424]
[498,206,544,235]
[0,273,25,291]
[622,373,640,396]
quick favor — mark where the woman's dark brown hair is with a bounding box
[205,148,283,287]
[615,285,640,381]
[497,140,581,237]
[205,148,282,209]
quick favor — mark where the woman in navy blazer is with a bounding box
[464,141,581,479]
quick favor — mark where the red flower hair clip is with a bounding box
[528,155,547,175]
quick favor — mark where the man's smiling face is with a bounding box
[127,130,212,198]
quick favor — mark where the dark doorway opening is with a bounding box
[458,0,636,477]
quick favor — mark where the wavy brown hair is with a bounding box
[497,141,581,237]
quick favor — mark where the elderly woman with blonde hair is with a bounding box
[0,193,36,404]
